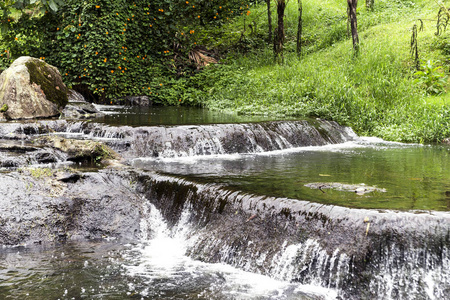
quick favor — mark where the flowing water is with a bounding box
[0,105,449,299]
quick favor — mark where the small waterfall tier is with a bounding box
[134,171,450,300]
[0,119,356,158]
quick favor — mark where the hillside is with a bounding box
[196,0,450,143]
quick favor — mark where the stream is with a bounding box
[0,105,449,300]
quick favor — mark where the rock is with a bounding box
[0,168,142,245]
[0,57,68,120]
[34,135,119,163]
[123,95,151,106]
[61,90,104,119]
[304,182,387,194]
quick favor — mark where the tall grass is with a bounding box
[199,0,450,143]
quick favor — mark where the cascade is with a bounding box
[0,109,448,300]
[133,172,450,300]
[0,119,356,158]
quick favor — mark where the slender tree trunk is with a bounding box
[296,0,303,57]
[346,5,350,38]
[267,0,272,43]
[347,0,359,54]
[274,0,286,61]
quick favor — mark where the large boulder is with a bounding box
[0,56,68,120]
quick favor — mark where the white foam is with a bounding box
[123,203,338,299]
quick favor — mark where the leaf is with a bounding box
[47,0,58,12]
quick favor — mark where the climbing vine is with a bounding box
[0,0,254,104]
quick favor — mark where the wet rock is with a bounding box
[61,90,104,119]
[0,168,142,245]
[56,172,82,183]
[34,136,118,163]
[123,95,151,106]
[304,182,387,195]
[0,57,68,120]
[33,150,59,163]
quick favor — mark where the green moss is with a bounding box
[0,104,8,113]
[25,60,68,108]
[29,167,53,179]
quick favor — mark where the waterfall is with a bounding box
[124,200,339,300]
[133,171,450,300]
[0,119,355,159]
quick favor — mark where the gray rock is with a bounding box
[0,168,142,245]
[0,57,68,120]
[304,182,386,195]
[61,90,104,119]
[124,95,151,106]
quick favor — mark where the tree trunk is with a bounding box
[267,0,272,43]
[297,0,303,57]
[274,0,286,60]
[347,0,359,54]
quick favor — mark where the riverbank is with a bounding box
[195,0,450,143]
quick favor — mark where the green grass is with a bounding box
[195,0,450,143]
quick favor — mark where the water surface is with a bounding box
[132,139,450,211]
[95,105,294,127]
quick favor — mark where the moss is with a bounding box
[0,104,8,113]
[29,167,53,179]
[25,60,68,108]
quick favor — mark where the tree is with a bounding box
[296,0,302,57]
[273,0,287,60]
[266,0,272,42]
[347,0,359,54]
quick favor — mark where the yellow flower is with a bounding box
[95,5,100,8]
[111,70,114,73]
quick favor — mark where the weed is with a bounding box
[414,60,448,95]
[29,168,53,179]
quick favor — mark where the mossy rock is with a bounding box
[25,59,68,108]
[0,56,68,120]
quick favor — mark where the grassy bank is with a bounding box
[193,0,450,143]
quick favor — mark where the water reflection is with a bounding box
[95,105,296,127]
[132,140,450,211]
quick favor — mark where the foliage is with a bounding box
[201,0,450,143]
[414,60,448,95]
[0,0,255,103]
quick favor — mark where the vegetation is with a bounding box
[1,0,450,143]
